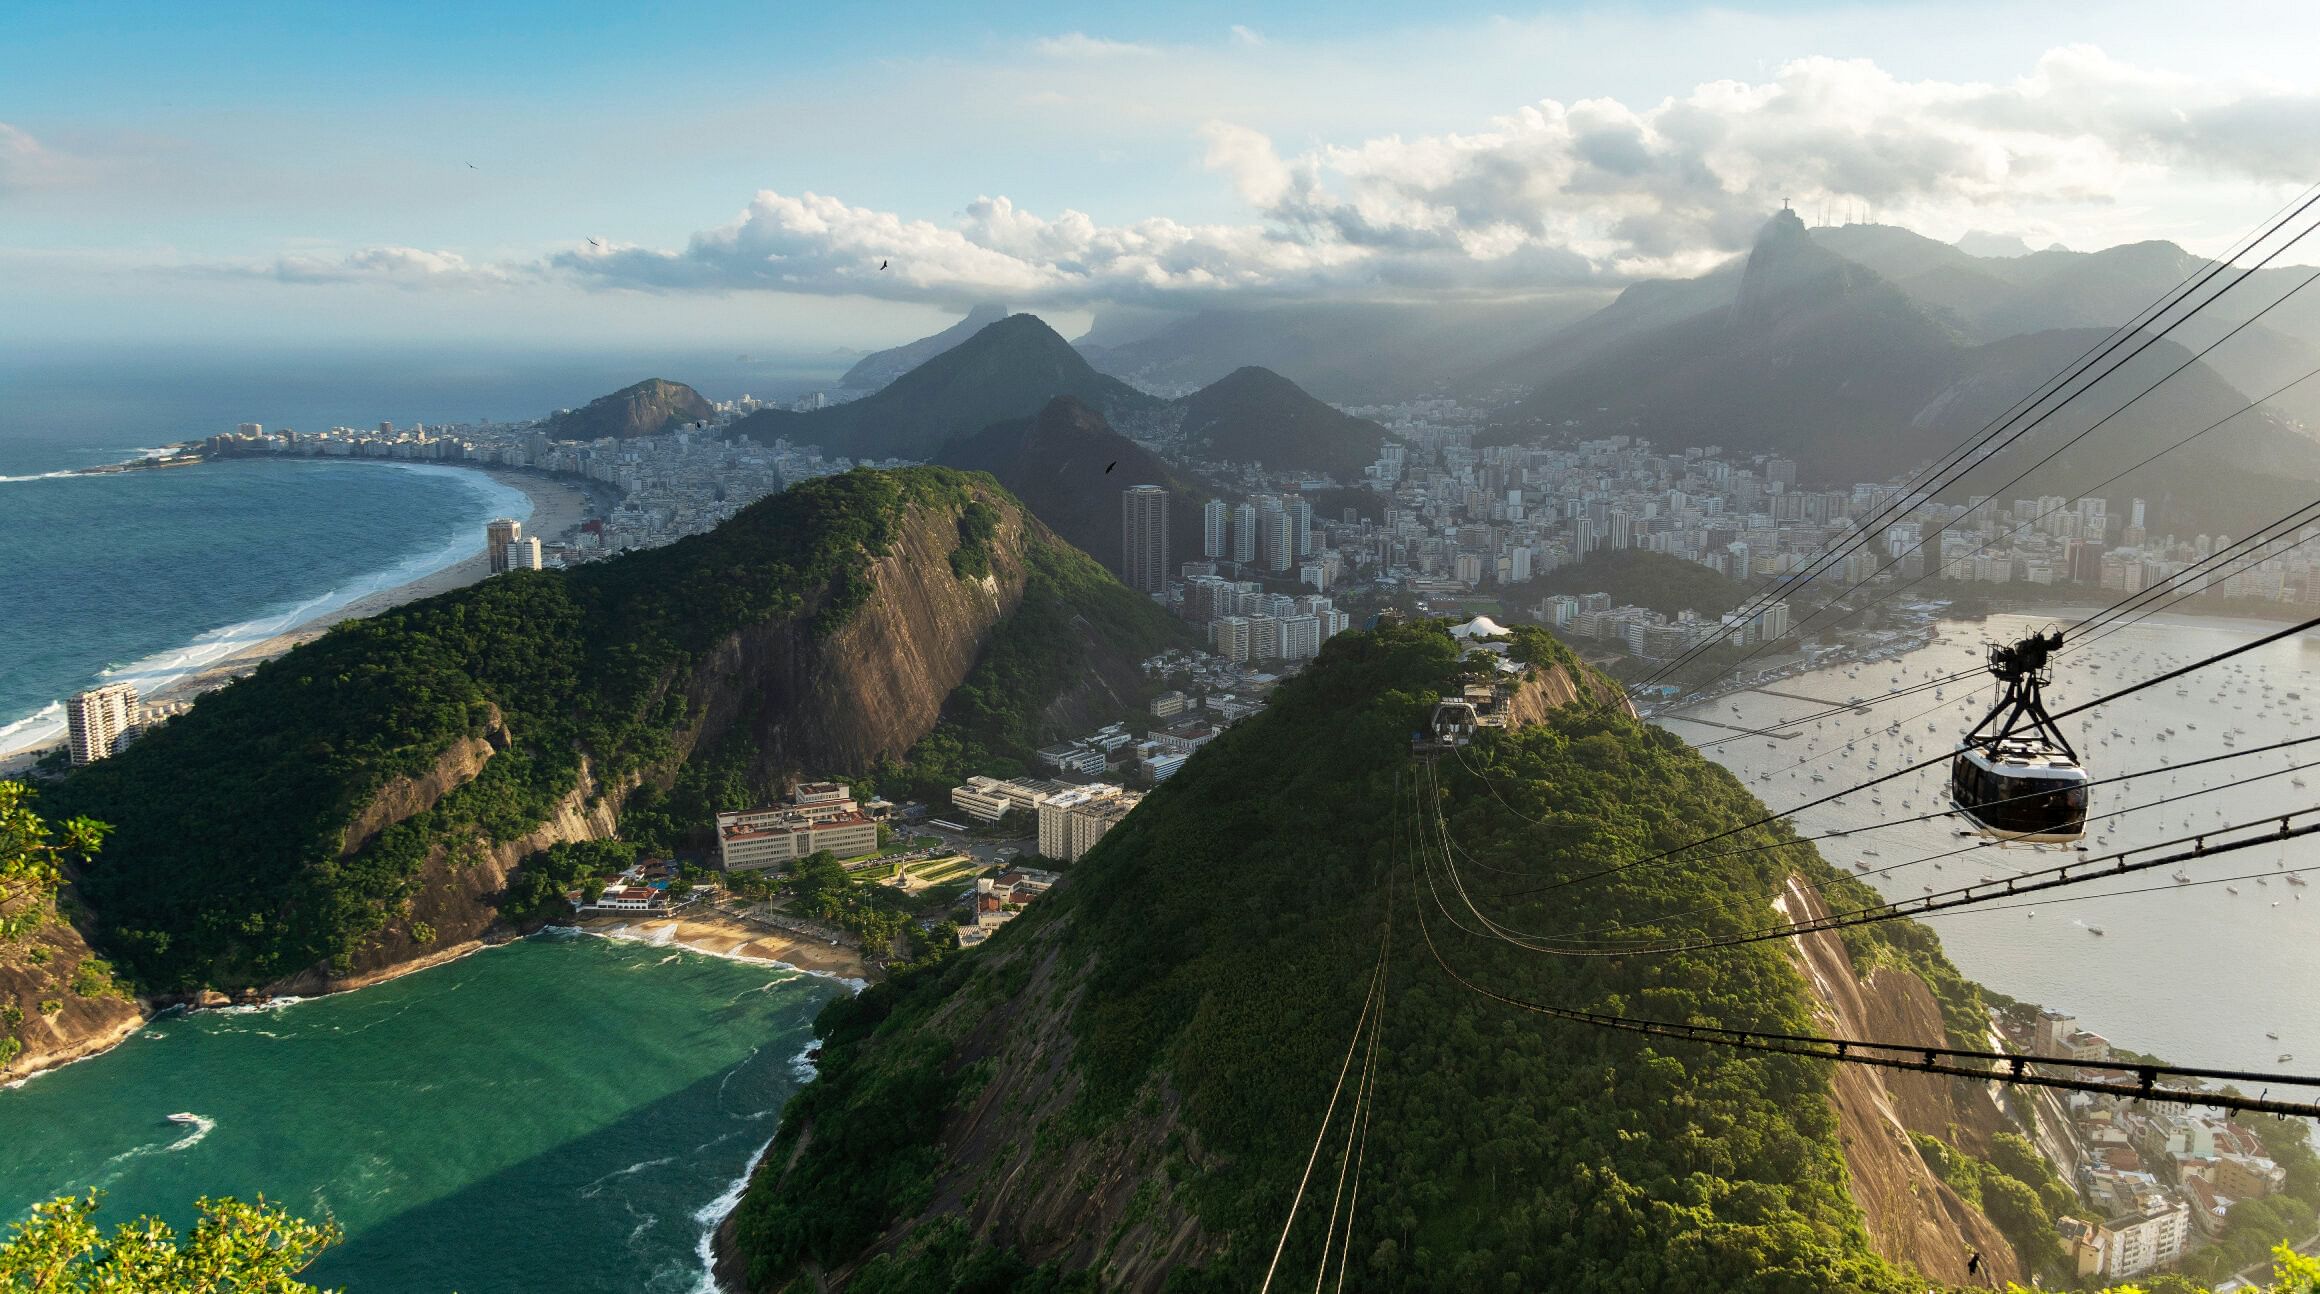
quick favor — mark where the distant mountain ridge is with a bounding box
[937,397,1208,581]
[545,378,714,441]
[731,314,1161,461]
[1166,365,1393,479]
[1473,210,2320,529]
[841,303,1010,391]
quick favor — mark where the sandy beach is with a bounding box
[575,909,872,983]
[135,467,598,708]
[0,466,598,773]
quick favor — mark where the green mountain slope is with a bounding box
[734,315,1161,461]
[544,378,715,440]
[935,397,1209,585]
[1168,366,1393,479]
[48,468,1179,991]
[723,622,2005,1292]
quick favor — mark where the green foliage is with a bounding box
[0,1190,340,1292]
[1505,549,1749,619]
[503,839,638,925]
[1911,1131,2072,1278]
[948,500,1002,581]
[66,957,119,1000]
[0,780,107,942]
[44,469,991,991]
[734,623,1952,1292]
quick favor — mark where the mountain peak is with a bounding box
[1734,207,1836,322]
[545,378,713,440]
[839,302,1013,390]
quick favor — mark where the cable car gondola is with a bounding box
[1950,628,2090,843]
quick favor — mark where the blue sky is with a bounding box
[6,0,2318,354]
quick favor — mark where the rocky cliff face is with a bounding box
[685,498,1036,782]
[1778,877,2021,1286]
[266,486,1054,997]
[0,913,145,1080]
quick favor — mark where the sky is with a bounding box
[6,0,2320,356]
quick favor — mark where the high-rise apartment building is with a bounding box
[1121,485,1170,595]
[505,537,544,571]
[66,683,139,766]
[486,518,523,574]
[1288,497,1313,559]
[1232,502,1258,564]
[1202,498,1228,559]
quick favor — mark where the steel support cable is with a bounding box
[1680,474,2320,755]
[2066,526,2320,661]
[1683,669,1983,750]
[1403,829,2320,1119]
[1470,807,2320,959]
[1489,610,2320,901]
[1675,367,2320,717]
[2064,497,2320,647]
[1636,180,2320,677]
[1457,753,2320,945]
[1259,908,1391,1294]
[1851,857,2318,924]
[1316,889,1391,1294]
[1459,731,2320,895]
[1652,255,2320,694]
[1636,191,2320,688]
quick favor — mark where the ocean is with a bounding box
[1666,611,2320,1073]
[0,347,846,758]
[0,933,837,1293]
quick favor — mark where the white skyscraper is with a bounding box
[1232,502,1258,565]
[67,683,139,766]
[505,536,544,571]
[1202,498,1228,559]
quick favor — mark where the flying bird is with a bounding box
[588,238,604,248]
[1105,461,1117,473]
[466,162,477,169]
[879,259,889,270]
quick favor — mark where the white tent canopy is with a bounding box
[1449,615,1512,639]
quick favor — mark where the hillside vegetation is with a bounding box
[725,621,2009,1292]
[46,468,1176,992]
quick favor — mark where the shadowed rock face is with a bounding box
[269,488,1059,995]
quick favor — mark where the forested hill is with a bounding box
[732,314,1162,461]
[46,468,1181,993]
[1166,365,1394,479]
[721,621,2021,1292]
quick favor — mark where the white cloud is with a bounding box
[1229,25,1266,47]
[291,47,2320,307]
[1029,33,1156,59]
[0,123,80,196]
[241,245,517,288]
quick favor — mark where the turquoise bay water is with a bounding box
[0,935,837,1293]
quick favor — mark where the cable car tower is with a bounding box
[1950,627,2090,843]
